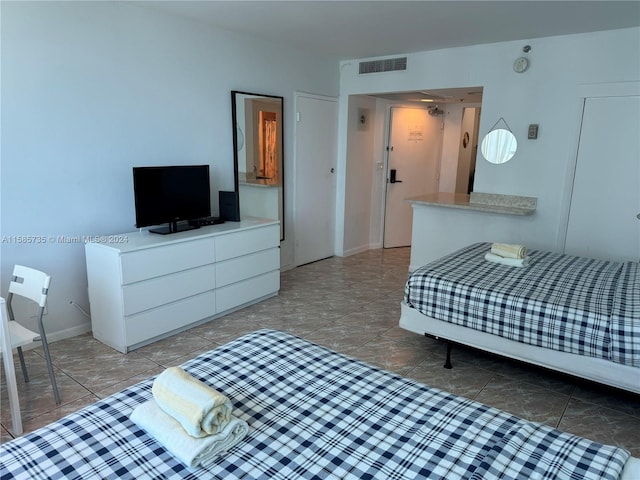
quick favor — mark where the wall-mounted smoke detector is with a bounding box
[513,57,529,73]
[513,45,531,73]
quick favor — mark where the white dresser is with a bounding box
[85,218,280,353]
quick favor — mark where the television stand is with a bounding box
[149,220,199,235]
[85,218,281,353]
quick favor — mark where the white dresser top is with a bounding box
[85,217,279,253]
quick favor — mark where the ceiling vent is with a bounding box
[359,57,407,74]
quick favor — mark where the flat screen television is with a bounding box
[133,165,211,234]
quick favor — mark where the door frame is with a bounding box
[380,104,443,248]
[555,81,640,252]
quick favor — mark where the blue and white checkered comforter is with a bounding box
[0,329,630,479]
[404,243,640,367]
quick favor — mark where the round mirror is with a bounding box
[481,129,517,164]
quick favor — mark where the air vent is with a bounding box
[359,57,407,74]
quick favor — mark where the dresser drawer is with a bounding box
[121,238,215,284]
[216,270,279,313]
[215,224,279,261]
[216,248,279,288]
[125,290,216,347]
[122,264,216,316]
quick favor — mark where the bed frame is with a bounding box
[400,301,640,394]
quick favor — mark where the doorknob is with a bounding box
[389,169,403,183]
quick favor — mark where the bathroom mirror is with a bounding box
[480,128,517,164]
[231,91,284,240]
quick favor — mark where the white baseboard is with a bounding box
[280,261,295,272]
[50,324,92,343]
[18,323,92,351]
[341,244,371,257]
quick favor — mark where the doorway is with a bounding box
[383,106,443,248]
[340,87,482,256]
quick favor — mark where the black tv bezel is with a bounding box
[132,164,212,235]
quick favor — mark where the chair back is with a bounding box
[9,265,51,308]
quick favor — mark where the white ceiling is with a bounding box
[136,1,640,60]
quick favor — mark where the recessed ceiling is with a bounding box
[135,1,640,60]
[370,88,483,105]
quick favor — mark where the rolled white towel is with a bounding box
[130,399,249,469]
[152,366,233,437]
[485,252,530,267]
[490,243,527,259]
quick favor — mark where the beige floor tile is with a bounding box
[1,425,13,444]
[474,374,571,427]
[134,331,215,365]
[559,398,640,456]
[18,394,101,437]
[402,360,495,399]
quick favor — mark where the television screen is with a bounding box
[133,165,211,234]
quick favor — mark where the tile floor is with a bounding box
[1,247,639,456]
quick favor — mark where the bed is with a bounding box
[1,329,638,479]
[400,242,640,394]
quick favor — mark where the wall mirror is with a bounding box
[231,91,284,240]
[480,128,517,164]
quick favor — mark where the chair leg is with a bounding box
[16,346,30,383]
[40,338,61,404]
[37,311,61,404]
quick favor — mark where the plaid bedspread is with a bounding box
[0,329,630,479]
[404,243,640,367]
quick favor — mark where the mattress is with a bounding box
[404,243,640,367]
[0,329,631,479]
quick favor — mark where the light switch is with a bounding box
[528,124,539,139]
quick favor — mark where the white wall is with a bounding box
[439,104,465,193]
[0,2,338,340]
[343,95,377,255]
[336,27,639,257]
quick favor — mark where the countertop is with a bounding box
[407,192,536,216]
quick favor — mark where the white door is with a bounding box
[294,93,338,266]
[384,107,442,247]
[564,95,640,261]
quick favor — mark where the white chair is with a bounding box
[5,265,60,404]
[1,296,22,435]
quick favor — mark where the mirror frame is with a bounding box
[231,90,284,240]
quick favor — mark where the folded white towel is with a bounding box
[485,252,530,267]
[490,243,527,259]
[152,367,233,437]
[130,399,249,469]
